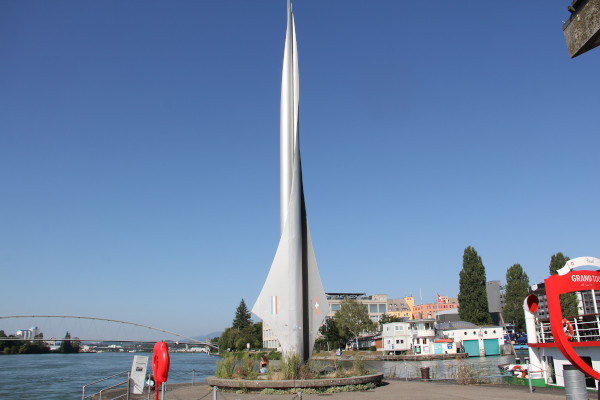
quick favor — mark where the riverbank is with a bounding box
[103,379,572,400]
[313,353,468,361]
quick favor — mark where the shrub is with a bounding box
[236,354,258,379]
[353,356,366,376]
[216,356,236,379]
[448,363,487,385]
[281,352,301,380]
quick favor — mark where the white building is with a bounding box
[382,322,411,354]
[382,320,454,355]
[16,327,40,340]
[437,321,504,357]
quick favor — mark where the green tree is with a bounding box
[549,252,579,317]
[232,299,252,330]
[378,313,401,330]
[502,264,530,331]
[218,321,262,351]
[218,327,236,351]
[458,246,492,325]
[335,298,375,349]
[316,317,345,351]
[59,331,79,353]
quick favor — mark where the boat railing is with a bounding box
[536,313,600,343]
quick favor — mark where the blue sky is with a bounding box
[1,1,598,337]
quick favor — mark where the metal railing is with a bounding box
[82,370,130,400]
[536,313,600,343]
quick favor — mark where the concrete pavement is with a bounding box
[140,380,581,400]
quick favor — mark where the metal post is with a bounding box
[527,362,533,393]
[298,391,302,400]
[161,382,165,400]
[213,385,218,400]
[192,369,195,386]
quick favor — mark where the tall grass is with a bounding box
[281,352,301,380]
[448,363,487,385]
[216,355,236,379]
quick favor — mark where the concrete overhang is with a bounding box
[563,0,600,58]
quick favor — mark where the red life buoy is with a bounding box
[152,341,170,385]
[563,318,574,341]
[511,365,526,378]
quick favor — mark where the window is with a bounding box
[370,304,377,313]
[331,304,341,312]
[473,331,476,335]
[379,304,386,313]
[396,339,400,344]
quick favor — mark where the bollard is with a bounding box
[213,385,218,400]
[420,367,430,381]
[564,365,587,400]
[298,390,302,399]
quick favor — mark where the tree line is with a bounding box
[0,331,80,354]
[458,246,577,331]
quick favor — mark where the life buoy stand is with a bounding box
[563,318,574,341]
[152,342,170,400]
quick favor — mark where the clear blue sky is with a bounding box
[1,1,598,337]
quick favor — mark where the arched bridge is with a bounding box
[0,315,218,350]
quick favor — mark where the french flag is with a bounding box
[271,296,278,315]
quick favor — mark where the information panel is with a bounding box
[130,355,148,394]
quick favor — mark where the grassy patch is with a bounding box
[258,383,377,394]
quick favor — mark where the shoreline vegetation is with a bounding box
[216,352,373,381]
[0,330,80,355]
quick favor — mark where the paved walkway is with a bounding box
[137,380,583,400]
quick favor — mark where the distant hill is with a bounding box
[192,331,222,342]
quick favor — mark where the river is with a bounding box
[0,352,518,399]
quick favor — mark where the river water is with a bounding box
[0,352,517,399]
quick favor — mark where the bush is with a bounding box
[353,356,366,376]
[448,363,488,385]
[281,353,301,380]
[369,346,376,351]
[216,356,236,379]
[236,354,257,380]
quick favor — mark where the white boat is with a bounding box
[505,257,600,389]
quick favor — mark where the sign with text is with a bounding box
[130,355,148,394]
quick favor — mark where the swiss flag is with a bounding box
[437,294,445,303]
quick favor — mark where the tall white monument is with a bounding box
[252,0,329,363]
